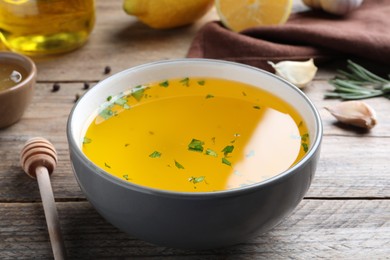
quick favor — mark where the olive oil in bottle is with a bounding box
[0,0,95,56]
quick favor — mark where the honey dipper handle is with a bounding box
[36,166,67,260]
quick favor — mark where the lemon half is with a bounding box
[215,0,293,32]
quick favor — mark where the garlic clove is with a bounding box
[303,0,364,15]
[325,100,377,129]
[320,0,364,16]
[268,59,318,89]
[302,0,322,9]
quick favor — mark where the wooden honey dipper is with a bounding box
[20,137,67,260]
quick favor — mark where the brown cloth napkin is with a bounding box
[187,0,390,71]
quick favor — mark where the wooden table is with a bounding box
[1,1,389,259]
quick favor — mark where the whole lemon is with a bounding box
[123,0,214,29]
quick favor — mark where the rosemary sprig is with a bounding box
[325,60,390,100]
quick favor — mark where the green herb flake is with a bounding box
[188,139,204,152]
[104,162,111,168]
[302,143,309,153]
[123,174,129,180]
[205,148,218,157]
[174,160,185,169]
[124,143,130,147]
[298,121,303,128]
[99,108,114,120]
[149,151,161,158]
[180,77,190,87]
[242,91,247,96]
[159,80,169,87]
[222,157,231,166]
[211,137,216,144]
[189,176,205,184]
[106,96,112,101]
[253,105,261,110]
[114,97,127,106]
[221,145,234,156]
[123,104,131,110]
[132,88,145,101]
[83,137,92,144]
[301,133,309,142]
[205,94,214,99]
[197,80,205,86]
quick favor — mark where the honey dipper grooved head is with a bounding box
[20,137,58,178]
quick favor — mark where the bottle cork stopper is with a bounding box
[20,137,58,178]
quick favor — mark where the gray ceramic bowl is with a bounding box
[67,59,322,249]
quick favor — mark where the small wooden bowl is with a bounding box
[0,51,36,128]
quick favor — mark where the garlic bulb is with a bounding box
[302,0,322,9]
[325,101,377,129]
[303,0,364,15]
[267,59,318,89]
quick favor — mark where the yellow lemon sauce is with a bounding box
[82,77,309,192]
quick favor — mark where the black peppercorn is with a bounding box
[51,82,60,92]
[104,66,111,75]
[83,82,90,90]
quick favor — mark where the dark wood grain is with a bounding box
[1,200,388,259]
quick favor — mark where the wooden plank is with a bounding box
[0,200,388,259]
[0,82,389,201]
[307,135,390,198]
